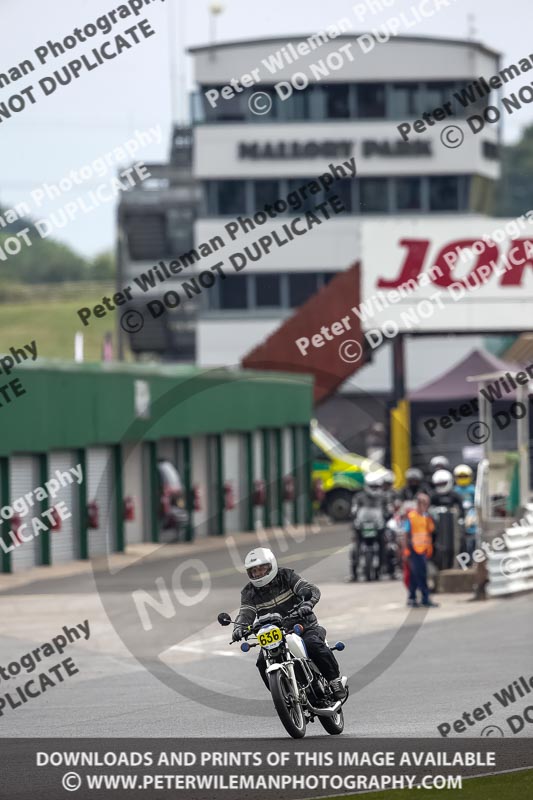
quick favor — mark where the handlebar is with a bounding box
[232,597,311,643]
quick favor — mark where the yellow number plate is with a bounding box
[258,627,282,648]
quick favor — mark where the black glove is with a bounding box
[232,626,244,642]
[299,602,314,617]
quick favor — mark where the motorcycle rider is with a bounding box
[381,469,399,519]
[349,472,386,581]
[430,469,463,513]
[427,455,450,485]
[233,548,347,701]
[453,464,477,556]
[399,467,429,502]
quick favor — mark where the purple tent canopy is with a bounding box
[409,348,518,402]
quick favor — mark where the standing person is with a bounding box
[404,493,438,608]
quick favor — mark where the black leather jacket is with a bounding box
[235,568,320,631]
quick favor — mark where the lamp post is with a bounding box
[208,3,224,59]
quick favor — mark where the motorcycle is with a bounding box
[217,591,348,739]
[383,516,400,579]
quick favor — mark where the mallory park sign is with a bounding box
[237,139,431,159]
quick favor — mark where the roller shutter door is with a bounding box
[10,455,40,573]
[191,436,209,537]
[282,428,293,525]
[253,431,264,529]
[157,438,176,463]
[223,434,247,534]
[86,447,115,555]
[49,451,79,564]
[123,442,146,545]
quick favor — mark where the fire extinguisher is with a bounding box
[50,506,62,532]
[224,481,236,511]
[312,478,325,504]
[11,513,23,543]
[283,475,295,502]
[252,478,266,507]
[123,496,135,522]
[87,501,99,529]
[192,485,201,512]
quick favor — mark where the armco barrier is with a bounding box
[486,512,533,597]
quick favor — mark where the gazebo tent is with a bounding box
[409,348,521,469]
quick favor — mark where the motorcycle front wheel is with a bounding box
[269,670,306,739]
[318,708,344,735]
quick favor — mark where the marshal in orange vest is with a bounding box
[406,510,435,557]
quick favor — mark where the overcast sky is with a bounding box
[0,0,530,258]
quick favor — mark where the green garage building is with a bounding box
[0,361,313,574]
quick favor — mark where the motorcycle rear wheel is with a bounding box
[269,670,306,739]
[318,708,344,735]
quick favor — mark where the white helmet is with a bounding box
[432,468,453,494]
[364,471,383,497]
[430,455,450,472]
[382,469,395,488]
[244,547,278,588]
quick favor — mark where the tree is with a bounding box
[90,251,115,280]
[495,124,533,216]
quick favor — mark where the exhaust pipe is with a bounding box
[307,700,342,718]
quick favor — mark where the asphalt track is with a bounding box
[0,523,531,739]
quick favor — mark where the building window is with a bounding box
[204,85,246,121]
[359,178,389,213]
[254,180,281,210]
[390,83,423,118]
[357,83,386,118]
[255,274,281,307]
[287,179,321,213]
[429,176,459,211]
[395,177,422,211]
[288,273,319,307]
[327,84,351,118]
[333,179,354,213]
[216,180,246,216]
[219,274,248,309]
[423,82,458,115]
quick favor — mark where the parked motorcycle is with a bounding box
[383,516,400,579]
[352,506,383,581]
[217,591,348,739]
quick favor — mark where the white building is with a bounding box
[188,33,502,390]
